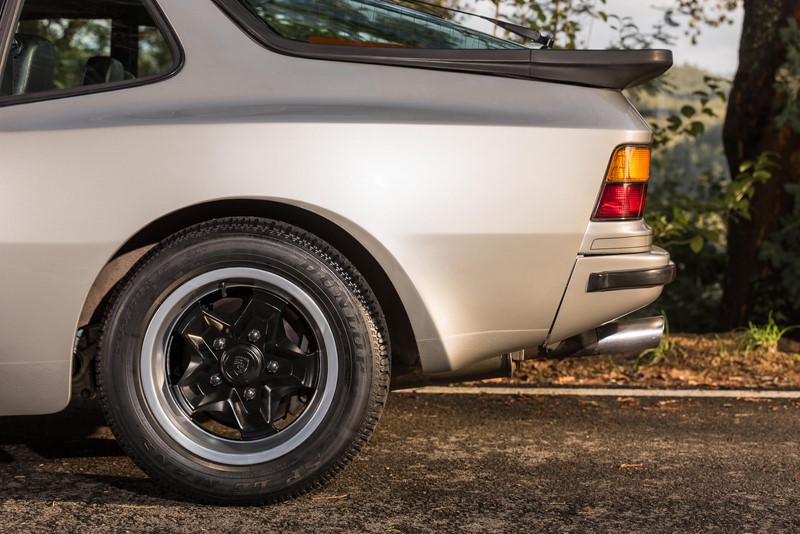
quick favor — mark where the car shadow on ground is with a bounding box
[0,399,121,462]
[0,399,182,505]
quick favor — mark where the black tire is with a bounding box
[97,218,390,504]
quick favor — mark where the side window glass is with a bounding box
[1,0,175,98]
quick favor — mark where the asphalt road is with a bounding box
[1,392,799,533]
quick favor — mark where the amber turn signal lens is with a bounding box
[605,146,651,183]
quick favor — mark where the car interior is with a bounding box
[1,0,172,97]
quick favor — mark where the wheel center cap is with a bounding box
[220,345,264,385]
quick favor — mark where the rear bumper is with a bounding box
[547,247,673,344]
[588,262,676,292]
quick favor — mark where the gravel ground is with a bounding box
[1,393,799,533]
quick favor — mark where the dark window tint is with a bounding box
[1,0,175,97]
[238,0,522,50]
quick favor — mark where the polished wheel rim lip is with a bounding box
[141,267,338,466]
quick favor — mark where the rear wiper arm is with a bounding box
[395,0,554,49]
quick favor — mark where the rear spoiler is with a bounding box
[303,47,673,90]
[528,49,673,89]
[348,48,674,90]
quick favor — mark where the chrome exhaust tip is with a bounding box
[542,316,665,360]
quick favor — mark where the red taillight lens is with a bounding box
[594,183,647,219]
[593,146,651,220]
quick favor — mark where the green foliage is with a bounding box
[477,0,607,49]
[646,164,726,253]
[738,312,796,354]
[631,71,782,332]
[642,149,778,332]
[525,0,606,48]
[662,0,741,45]
[642,77,777,256]
[647,74,728,149]
[137,26,174,78]
[726,152,780,221]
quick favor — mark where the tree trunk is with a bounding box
[721,0,800,328]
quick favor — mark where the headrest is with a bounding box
[82,56,125,85]
[9,34,55,95]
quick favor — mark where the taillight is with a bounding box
[593,146,651,220]
[594,183,647,219]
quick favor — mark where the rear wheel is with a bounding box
[98,218,389,504]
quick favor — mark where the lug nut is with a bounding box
[210,374,223,387]
[248,329,262,343]
[267,360,280,374]
[213,337,227,350]
[243,387,257,401]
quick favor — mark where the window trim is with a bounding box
[0,0,184,107]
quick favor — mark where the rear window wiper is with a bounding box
[392,0,554,49]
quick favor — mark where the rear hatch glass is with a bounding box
[237,0,523,49]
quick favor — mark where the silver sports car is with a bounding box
[0,0,674,503]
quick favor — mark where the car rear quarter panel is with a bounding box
[0,0,651,414]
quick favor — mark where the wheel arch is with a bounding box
[79,199,421,373]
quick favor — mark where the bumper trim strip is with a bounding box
[588,262,676,292]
